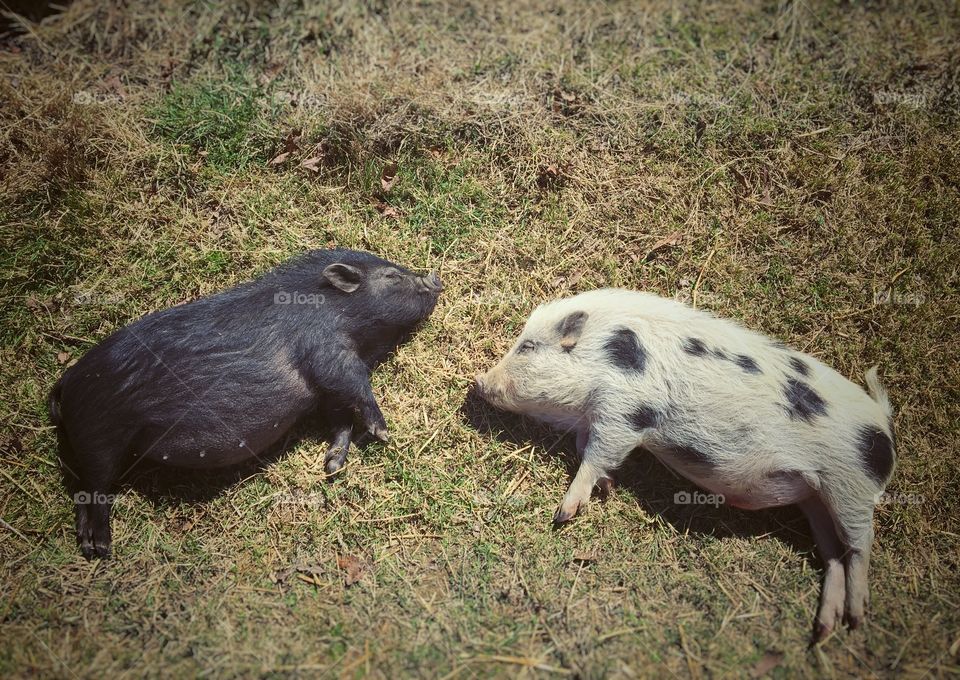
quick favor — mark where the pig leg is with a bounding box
[307,360,389,442]
[73,461,116,560]
[820,484,876,631]
[323,414,353,475]
[554,424,635,523]
[576,428,613,497]
[801,496,846,641]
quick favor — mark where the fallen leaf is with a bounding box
[56,352,70,364]
[572,550,596,563]
[380,161,399,192]
[537,163,563,189]
[269,151,291,165]
[374,201,402,219]
[561,90,577,102]
[337,554,367,586]
[301,156,323,172]
[751,650,784,677]
[644,231,683,261]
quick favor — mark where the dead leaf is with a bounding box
[561,90,577,102]
[25,296,40,310]
[751,650,784,677]
[572,550,596,563]
[380,161,399,192]
[374,202,402,219]
[259,61,285,85]
[301,156,323,173]
[537,163,563,189]
[269,151,291,165]
[337,554,367,586]
[644,231,683,261]
[56,352,71,364]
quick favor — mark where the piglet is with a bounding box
[49,249,442,559]
[475,289,895,641]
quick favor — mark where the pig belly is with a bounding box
[140,409,305,468]
[652,449,814,510]
[691,470,814,510]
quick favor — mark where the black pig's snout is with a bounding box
[420,272,443,294]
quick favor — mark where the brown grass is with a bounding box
[1,0,958,677]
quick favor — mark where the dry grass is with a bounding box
[1,0,959,677]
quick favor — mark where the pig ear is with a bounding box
[323,263,364,293]
[557,311,588,350]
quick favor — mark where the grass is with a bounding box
[1,0,959,677]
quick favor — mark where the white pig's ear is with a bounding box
[557,311,588,351]
[323,263,364,293]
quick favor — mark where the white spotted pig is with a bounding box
[474,288,895,641]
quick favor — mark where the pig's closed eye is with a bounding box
[384,269,402,281]
[517,340,536,354]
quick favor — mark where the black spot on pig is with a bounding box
[857,425,895,485]
[683,337,708,356]
[734,354,761,374]
[710,348,728,360]
[49,248,442,559]
[783,379,827,423]
[628,405,662,430]
[770,339,788,349]
[605,328,646,372]
[789,356,811,377]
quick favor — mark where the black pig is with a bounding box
[49,249,442,559]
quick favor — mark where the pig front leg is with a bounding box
[554,424,635,523]
[305,355,389,442]
[323,412,353,475]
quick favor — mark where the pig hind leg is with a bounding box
[72,449,123,559]
[820,480,877,631]
[801,495,846,641]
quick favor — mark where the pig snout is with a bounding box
[474,369,511,406]
[419,272,443,294]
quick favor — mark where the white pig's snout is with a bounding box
[474,369,510,404]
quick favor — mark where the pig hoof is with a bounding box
[79,529,111,560]
[597,477,614,498]
[553,504,578,524]
[324,456,344,475]
[370,425,389,443]
[812,621,832,643]
[845,613,863,630]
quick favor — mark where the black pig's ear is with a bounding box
[323,263,364,293]
[557,311,588,350]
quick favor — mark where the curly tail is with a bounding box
[864,365,892,417]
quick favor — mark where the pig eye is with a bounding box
[383,269,402,281]
[516,340,536,354]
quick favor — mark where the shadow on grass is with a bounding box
[460,388,816,559]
